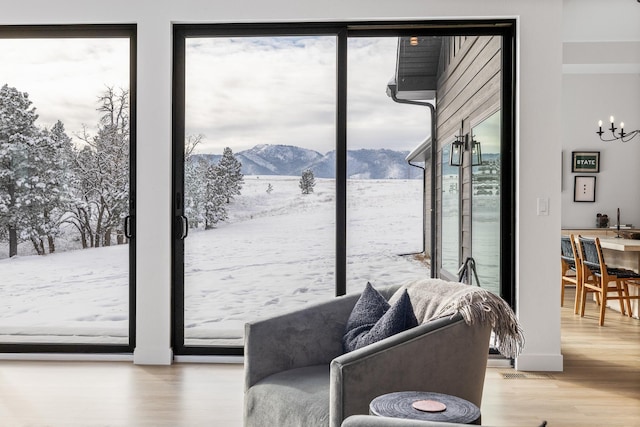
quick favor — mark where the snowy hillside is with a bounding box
[1,176,427,345]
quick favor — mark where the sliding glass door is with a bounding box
[173,22,516,355]
[0,26,136,352]
[174,29,339,353]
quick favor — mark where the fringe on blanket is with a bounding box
[392,279,525,359]
[435,287,525,359]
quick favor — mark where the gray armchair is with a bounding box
[244,282,495,427]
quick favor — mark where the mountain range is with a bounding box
[193,144,422,179]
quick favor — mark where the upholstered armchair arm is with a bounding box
[244,293,360,390]
[329,315,492,427]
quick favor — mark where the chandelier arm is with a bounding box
[620,129,640,143]
[598,133,623,142]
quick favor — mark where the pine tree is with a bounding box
[19,124,71,255]
[184,156,208,229]
[22,121,75,254]
[47,120,76,245]
[266,183,273,194]
[203,164,227,229]
[0,84,40,257]
[217,146,243,203]
[299,169,316,195]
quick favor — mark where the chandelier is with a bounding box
[597,116,639,142]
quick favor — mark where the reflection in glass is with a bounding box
[471,111,501,295]
[441,143,460,275]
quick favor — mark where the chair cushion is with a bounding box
[245,365,330,427]
[342,283,417,352]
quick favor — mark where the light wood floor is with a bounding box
[0,287,638,427]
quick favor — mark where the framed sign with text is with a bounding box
[571,151,600,173]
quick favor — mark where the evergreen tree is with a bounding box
[266,183,273,194]
[33,121,74,254]
[0,84,40,257]
[183,134,206,229]
[203,164,227,229]
[184,156,208,229]
[299,169,316,195]
[20,123,71,255]
[217,146,243,203]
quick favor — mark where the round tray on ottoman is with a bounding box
[369,391,481,425]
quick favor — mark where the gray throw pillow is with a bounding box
[343,282,418,352]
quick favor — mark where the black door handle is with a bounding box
[124,215,134,239]
[179,215,189,239]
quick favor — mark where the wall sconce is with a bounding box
[597,115,639,142]
[449,136,464,166]
[448,135,483,167]
[410,36,419,46]
[471,138,482,166]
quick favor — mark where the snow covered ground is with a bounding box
[1,176,427,345]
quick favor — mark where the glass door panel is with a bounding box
[441,143,460,276]
[182,36,336,348]
[471,111,501,295]
[345,37,428,294]
[0,33,133,347]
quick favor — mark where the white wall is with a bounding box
[562,0,640,229]
[0,0,565,370]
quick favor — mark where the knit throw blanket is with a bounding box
[389,278,525,358]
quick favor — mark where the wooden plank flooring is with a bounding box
[0,287,638,426]
[482,288,640,427]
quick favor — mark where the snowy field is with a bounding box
[1,176,427,345]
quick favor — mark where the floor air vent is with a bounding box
[500,372,554,380]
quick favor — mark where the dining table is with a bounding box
[596,237,640,319]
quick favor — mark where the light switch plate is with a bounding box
[537,197,549,216]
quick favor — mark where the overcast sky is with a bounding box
[186,36,429,154]
[0,36,429,155]
[0,38,130,140]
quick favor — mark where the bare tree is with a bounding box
[67,87,130,247]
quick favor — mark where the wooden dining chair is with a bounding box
[577,236,640,326]
[560,234,582,314]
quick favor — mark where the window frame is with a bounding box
[0,24,137,354]
[172,20,516,356]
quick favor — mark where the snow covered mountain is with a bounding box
[193,144,420,179]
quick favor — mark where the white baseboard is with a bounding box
[0,353,133,362]
[514,353,563,372]
[174,355,244,364]
[133,346,173,365]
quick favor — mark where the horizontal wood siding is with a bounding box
[435,35,502,278]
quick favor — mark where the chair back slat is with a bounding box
[578,236,601,272]
[561,236,576,267]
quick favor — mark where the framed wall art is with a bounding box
[571,151,600,173]
[574,175,596,202]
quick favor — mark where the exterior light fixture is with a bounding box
[410,36,419,46]
[597,115,639,142]
[449,136,464,166]
[471,138,482,166]
[449,135,483,167]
